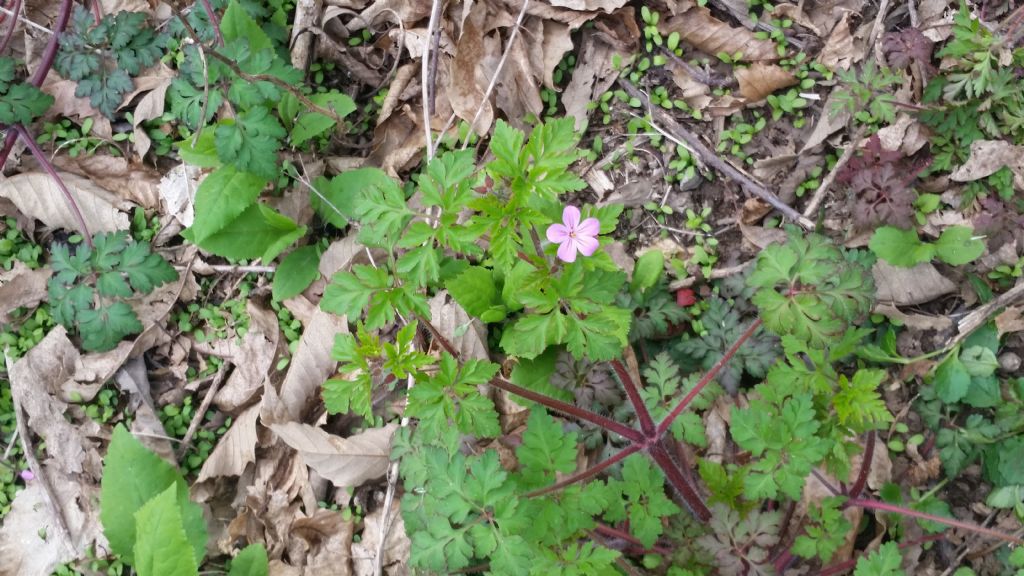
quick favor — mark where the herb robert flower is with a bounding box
[546,205,600,263]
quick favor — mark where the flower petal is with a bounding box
[576,217,601,237]
[562,205,581,229]
[574,235,600,257]
[546,223,570,243]
[556,239,578,262]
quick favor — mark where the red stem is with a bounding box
[525,444,641,498]
[847,498,1023,545]
[14,125,92,246]
[648,440,711,521]
[198,0,225,47]
[0,0,22,55]
[847,431,874,498]
[611,358,656,437]
[489,376,644,443]
[593,523,671,556]
[656,319,761,437]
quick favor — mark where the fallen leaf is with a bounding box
[40,74,113,138]
[50,154,163,210]
[541,20,574,89]
[207,302,280,412]
[800,91,850,153]
[816,13,858,70]
[949,140,1024,189]
[447,2,493,135]
[662,7,780,62]
[548,0,627,12]
[0,171,130,233]
[115,357,176,461]
[291,509,355,574]
[996,306,1024,338]
[271,422,397,488]
[159,163,200,228]
[351,503,411,576]
[197,403,260,482]
[562,10,639,129]
[770,3,823,36]
[429,291,489,360]
[874,304,953,332]
[876,113,929,156]
[735,63,797,102]
[873,261,957,306]
[0,264,51,324]
[0,479,94,575]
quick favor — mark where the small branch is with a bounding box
[802,126,865,219]
[421,0,442,159]
[0,0,24,55]
[657,319,761,436]
[490,376,644,442]
[525,444,641,498]
[847,431,875,498]
[668,260,753,290]
[15,124,92,247]
[176,364,229,460]
[593,523,672,556]
[0,5,52,37]
[847,498,1024,545]
[611,358,655,437]
[648,440,711,521]
[619,80,814,230]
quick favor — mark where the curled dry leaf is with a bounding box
[291,509,355,575]
[662,7,780,62]
[735,63,797,102]
[817,14,858,71]
[548,0,628,12]
[0,171,130,234]
[50,154,163,210]
[352,503,411,576]
[159,163,200,228]
[197,404,260,482]
[950,139,1024,189]
[562,10,640,128]
[873,261,957,306]
[270,422,397,488]
[207,302,280,412]
[447,1,493,135]
[429,291,489,360]
[0,263,51,324]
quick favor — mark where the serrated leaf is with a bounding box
[101,426,206,564]
[176,130,221,167]
[220,0,273,53]
[118,241,178,294]
[228,544,268,576]
[169,79,223,131]
[960,345,998,377]
[934,353,971,403]
[447,266,505,321]
[290,92,356,145]
[0,83,55,125]
[516,409,578,489]
[78,301,143,351]
[132,485,199,576]
[272,245,320,300]
[500,310,567,359]
[311,168,397,228]
[214,109,285,179]
[192,203,303,261]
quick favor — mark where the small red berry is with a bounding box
[676,288,696,307]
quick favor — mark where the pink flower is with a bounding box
[546,206,600,263]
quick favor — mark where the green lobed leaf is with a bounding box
[868,226,935,267]
[0,83,55,125]
[228,544,269,576]
[220,0,274,53]
[290,92,356,145]
[311,168,397,228]
[176,130,221,167]
[933,353,971,403]
[515,409,578,489]
[78,301,144,351]
[214,109,286,179]
[132,485,199,576]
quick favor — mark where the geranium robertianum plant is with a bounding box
[317,119,1022,575]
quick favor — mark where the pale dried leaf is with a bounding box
[735,63,797,102]
[0,264,51,323]
[739,223,788,249]
[662,7,779,62]
[267,307,349,424]
[40,75,112,138]
[50,154,163,210]
[800,91,850,153]
[874,304,954,332]
[447,2,493,135]
[271,422,397,488]
[100,0,150,13]
[817,14,857,70]
[197,403,260,482]
[548,0,627,12]
[352,503,411,576]
[996,306,1024,338]
[292,509,355,574]
[429,291,488,360]
[125,64,175,160]
[950,140,1024,189]
[0,171,130,233]
[770,4,822,36]
[368,110,427,178]
[212,302,280,411]
[0,479,94,575]
[159,163,200,227]
[873,261,957,306]
[876,114,929,156]
[541,20,574,89]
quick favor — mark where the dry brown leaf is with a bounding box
[447,1,493,135]
[197,403,260,482]
[367,108,427,177]
[919,0,955,42]
[668,67,712,109]
[735,63,797,102]
[159,163,200,228]
[0,171,130,233]
[352,503,411,576]
[876,113,929,156]
[800,91,850,153]
[429,291,489,360]
[950,140,1024,189]
[291,509,355,575]
[562,11,639,128]
[209,302,280,411]
[770,3,822,36]
[100,0,150,13]
[0,264,51,323]
[349,0,431,31]
[115,357,175,461]
[123,64,175,160]
[50,154,163,210]
[996,306,1024,338]
[541,20,574,89]
[40,75,112,138]
[271,422,397,488]
[803,0,862,37]
[874,304,954,332]
[266,307,349,424]
[873,261,957,306]
[494,31,544,130]
[662,7,779,62]
[739,223,788,249]
[817,13,857,70]
[548,0,627,12]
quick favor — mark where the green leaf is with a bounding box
[0,82,54,125]
[228,545,269,576]
[290,92,356,145]
[118,241,178,294]
[604,455,680,548]
[169,79,223,131]
[272,245,320,301]
[188,166,267,243]
[220,0,273,53]
[406,355,500,438]
[833,369,892,431]
[854,541,905,575]
[214,109,285,179]
[516,409,578,489]
[500,310,567,359]
[132,485,199,576]
[934,226,984,266]
[446,266,505,322]
[934,353,971,403]
[78,301,143,351]
[193,204,303,261]
[631,250,664,293]
[176,130,221,167]
[321,264,388,324]
[960,345,998,377]
[100,426,206,564]
[869,226,934,267]
[312,168,397,228]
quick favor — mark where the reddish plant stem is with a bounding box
[593,523,671,556]
[657,319,762,437]
[611,358,656,437]
[814,534,945,576]
[489,376,644,443]
[198,0,225,47]
[648,440,711,521]
[847,431,875,498]
[0,0,72,170]
[525,444,641,498]
[846,498,1023,545]
[0,0,22,55]
[14,125,92,246]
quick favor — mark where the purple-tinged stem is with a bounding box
[198,0,225,46]
[490,376,644,443]
[593,523,671,556]
[648,440,711,521]
[847,498,1023,545]
[847,431,874,499]
[0,0,23,55]
[525,444,641,498]
[656,319,762,437]
[612,357,656,437]
[14,124,92,247]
